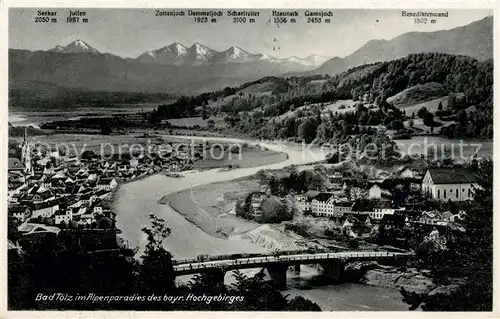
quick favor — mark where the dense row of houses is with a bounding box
[294,166,478,236]
[7,131,205,239]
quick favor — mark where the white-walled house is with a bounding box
[368,184,391,199]
[31,200,60,218]
[400,167,415,178]
[422,168,478,202]
[54,209,73,225]
[311,193,353,217]
[10,205,32,222]
[367,208,402,221]
[96,178,118,191]
[369,185,382,199]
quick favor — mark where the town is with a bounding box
[6,8,493,312]
[7,129,206,250]
[8,125,482,258]
[231,159,480,251]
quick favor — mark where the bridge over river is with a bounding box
[173,251,415,290]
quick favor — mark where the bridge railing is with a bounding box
[172,248,343,265]
[173,251,413,272]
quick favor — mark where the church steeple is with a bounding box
[21,127,32,175]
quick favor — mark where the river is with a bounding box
[113,135,409,311]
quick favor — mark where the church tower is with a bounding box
[21,127,32,175]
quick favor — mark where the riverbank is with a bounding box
[111,135,414,310]
[114,136,327,254]
[161,176,262,237]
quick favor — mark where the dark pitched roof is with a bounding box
[313,193,334,202]
[381,214,406,225]
[9,205,30,214]
[428,168,478,184]
[335,201,353,207]
[27,174,43,181]
[31,199,59,211]
[95,189,110,196]
[8,158,23,170]
[357,214,370,223]
[8,182,24,190]
[64,185,80,195]
[80,193,92,200]
[54,209,67,216]
[37,190,54,200]
[97,178,113,185]
[395,210,422,219]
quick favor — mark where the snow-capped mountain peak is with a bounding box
[186,43,215,64]
[162,43,187,57]
[303,54,331,65]
[191,43,213,56]
[278,54,331,67]
[214,46,254,63]
[136,41,328,67]
[49,40,100,54]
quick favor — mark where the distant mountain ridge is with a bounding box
[9,47,318,94]
[305,16,493,76]
[45,39,330,68]
[9,16,492,95]
[138,42,330,67]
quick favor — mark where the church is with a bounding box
[421,168,478,202]
[21,127,33,175]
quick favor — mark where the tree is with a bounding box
[423,112,434,127]
[457,110,468,124]
[229,271,288,311]
[448,94,457,110]
[285,296,321,311]
[207,119,215,128]
[388,120,404,130]
[437,101,443,111]
[269,176,280,195]
[137,214,176,294]
[298,117,319,144]
[201,106,209,120]
[417,107,428,119]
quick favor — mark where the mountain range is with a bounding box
[307,16,493,76]
[9,16,492,95]
[137,42,332,66]
[48,40,330,67]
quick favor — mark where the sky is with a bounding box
[9,8,492,59]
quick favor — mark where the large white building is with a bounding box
[422,168,478,202]
[310,193,353,217]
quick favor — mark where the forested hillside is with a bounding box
[150,53,493,142]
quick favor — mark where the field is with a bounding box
[322,99,357,114]
[387,82,448,108]
[276,99,357,122]
[9,103,164,128]
[401,96,449,117]
[193,145,288,170]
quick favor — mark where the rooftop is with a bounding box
[427,168,478,184]
[8,157,23,170]
[313,192,334,202]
